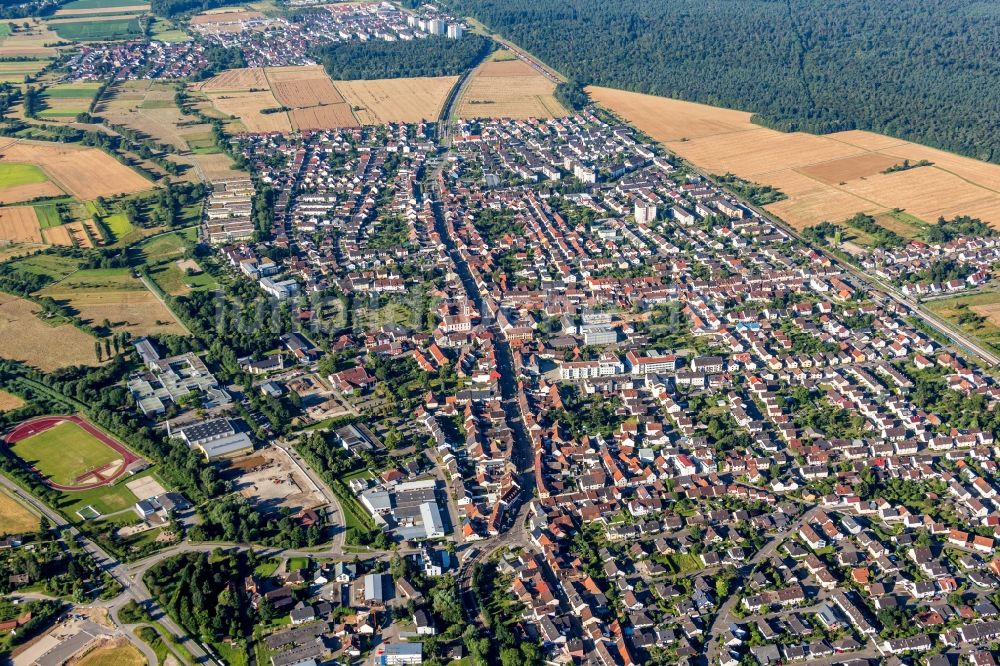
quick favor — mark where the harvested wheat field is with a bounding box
[290,104,358,130]
[0,292,98,370]
[0,488,38,535]
[54,4,149,15]
[0,181,62,205]
[0,206,43,244]
[265,65,333,84]
[204,90,291,133]
[273,78,344,108]
[0,390,24,412]
[588,88,757,141]
[42,224,72,246]
[44,220,94,247]
[47,289,184,336]
[590,86,1000,230]
[797,153,900,185]
[200,67,268,92]
[0,389,24,412]
[0,20,58,57]
[39,268,186,336]
[335,76,457,124]
[267,65,344,106]
[48,13,144,23]
[458,60,565,120]
[0,140,151,199]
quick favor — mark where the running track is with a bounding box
[4,415,141,491]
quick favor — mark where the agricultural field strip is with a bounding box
[47,13,145,24]
[0,139,152,199]
[54,5,149,16]
[589,87,1000,229]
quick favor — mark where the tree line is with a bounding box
[447,0,1000,163]
[310,34,493,80]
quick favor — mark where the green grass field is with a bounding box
[51,18,144,41]
[150,18,187,42]
[8,253,80,280]
[57,468,158,518]
[137,229,215,295]
[0,163,47,188]
[138,228,194,262]
[42,266,143,293]
[926,290,1000,351]
[33,203,62,229]
[103,212,133,240]
[147,261,215,296]
[10,420,122,487]
[37,82,102,119]
[42,83,102,99]
[185,133,220,154]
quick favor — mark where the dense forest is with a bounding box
[311,34,492,80]
[151,0,228,18]
[446,0,1000,162]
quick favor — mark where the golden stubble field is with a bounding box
[43,220,95,248]
[0,389,25,412]
[335,76,457,124]
[0,206,43,243]
[198,67,460,131]
[203,90,292,133]
[0,140,152,200]
[0,292,99,370]
[0,488,38,535]
[39,271,187,337]
[190,8,264,29]
[457,59,567,120]
[589,86,1000,230]
[268,65,344,106]
[0,19,58,57]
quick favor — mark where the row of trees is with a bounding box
[450,0,1000,163]
[151,0,227,18]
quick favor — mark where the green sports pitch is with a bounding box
[9,420,122,488]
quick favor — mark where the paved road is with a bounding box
[704,506,819,666]
[139,273,193,336]
[427,152,538,629]
[0,474,215,664]
[693,165,1000,367]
